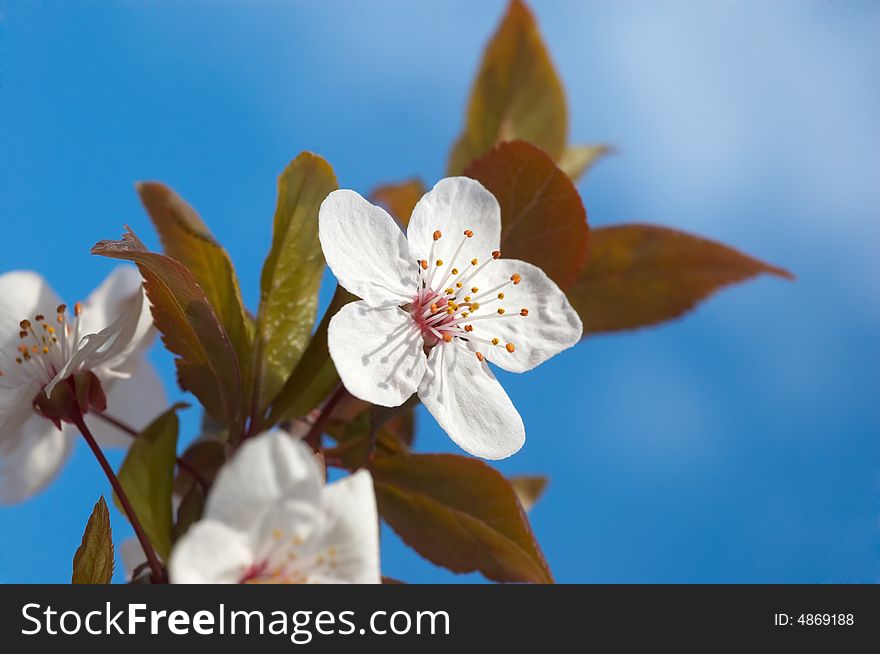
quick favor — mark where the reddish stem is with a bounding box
[73,415,167,583]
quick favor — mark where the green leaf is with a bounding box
[92,228,243,431]
[115,404,185,560]
[173,484,206,543]
[558,144,612,181]
[174,437,227,498]
[255,153,338,415]
[465,140,589,290]
[72,496,114,584]
[509,475,548,512]
[568,224,794,336]
[267,284,356,423]
[136,182,253,401]
[369,178,426,228]
[371,452,553,583]
[448,0,567,175]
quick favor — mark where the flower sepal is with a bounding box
[33,371,107,430]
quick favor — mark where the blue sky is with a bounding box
[1,0,878,582]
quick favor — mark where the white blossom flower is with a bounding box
[0,267,165,504]
[169,430,380,584]
[318,177,582,459]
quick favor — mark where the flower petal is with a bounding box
[169,520,255,583]
[319,189,417,306]
[85,357,168,448]
[303,470,381,584]
[0,271,63,353]
[327,301,426,408]
[204,430,323,535]
[79,266,153,356]
[119,537,147,581]
[407,177,501,285]
[418,342,525,460]
[469,258,583,372]
[0,415,73,504]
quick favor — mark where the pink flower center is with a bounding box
[407,228,528,361]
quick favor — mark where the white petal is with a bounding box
[169,520,255,584]
[85,357,168,448]
[78,266,151,349]
[418,342,525,460]
[305,470,381,584]
[407,177,501,284]
[0,271,63,353]
[319,189,417,306]
[204,431,323,535]
[327,301,426,408]
[0,415,73,504]
[469,259,583,372]
[119,537,147,581]
[0,379,42,450]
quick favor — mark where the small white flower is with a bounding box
[0,267,165,504]
[319,177,582,459]
[169,430,380,584]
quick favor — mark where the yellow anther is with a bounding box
[272,528,283,540]
[497,292,505,299]
[447,299,455,307]
[471,287,479,293]
[446,308,454,315]
[443,333,453,343]
[462,312,469,318]
[47,326,55,334]
[510,273,521,285]
[452,268,459,275]
[475,351,484,362]
[492,250,501,259]
[433,230,442,241]
[471,258,478,266]
[470,302,480,310]
[42,346,49,354]
[520,308,529,316]
[445,288,454,295]
[436,259,443,267]
[456,282,463,288]
[464,230,474,238]
[505,343,516,353]
[491,338,499,346]
[497,308,505,315]
[464,296,471,302]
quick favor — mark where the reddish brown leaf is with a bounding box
[371,452,553,584]
[448,0,567,175]
[92,228,243,430]
[570,224,794,335]
[370,179,426,228]
[465,140,589,290]
[509,475,548,512]
[136,182,251,375]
